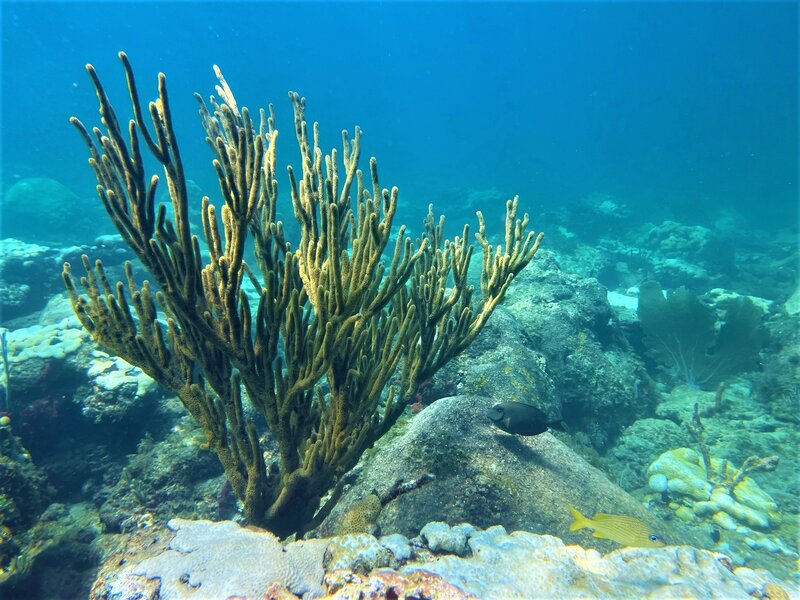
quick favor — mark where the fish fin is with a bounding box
[568,506,590,532]
[591,530,606,538]
[592,513,614,521]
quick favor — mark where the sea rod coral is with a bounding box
[61,53,542,536]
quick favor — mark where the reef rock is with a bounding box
[89,518,791,600]
[0,234,133,324]
[606,417,690,491]
[439,305,559,427]
[634,220,735,289]
[5,294,162,425]
[437,252,655,453]
[403,525,788,600]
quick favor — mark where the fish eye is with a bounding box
[649,535,660,542]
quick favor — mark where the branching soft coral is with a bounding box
[62,53,542,536]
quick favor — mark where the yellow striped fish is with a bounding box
[568,506,665,548]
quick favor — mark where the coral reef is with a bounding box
[0,435,55,586]
[323,568,474,600]
[0,503,105,597]
[3,296,166,449]
[545,210,795,304]
[419,522,474,555]
[0,234,133,326]
[500,251,657,446]
[648,448,781,530]
[404,525,787,600]
[335,494,382,536]
[325,534,393,575]
[0,31,794,600]
[99,519,328,599]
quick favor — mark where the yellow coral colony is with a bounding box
[62,53,542,536]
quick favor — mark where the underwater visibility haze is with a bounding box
[0,2,797,598]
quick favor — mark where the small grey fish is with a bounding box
[487,401,565,436]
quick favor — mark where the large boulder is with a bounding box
[317,394,704,552]
[478,251,657,449]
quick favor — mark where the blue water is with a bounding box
[2,1,796,233]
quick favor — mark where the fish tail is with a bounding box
[569,506,590,532]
